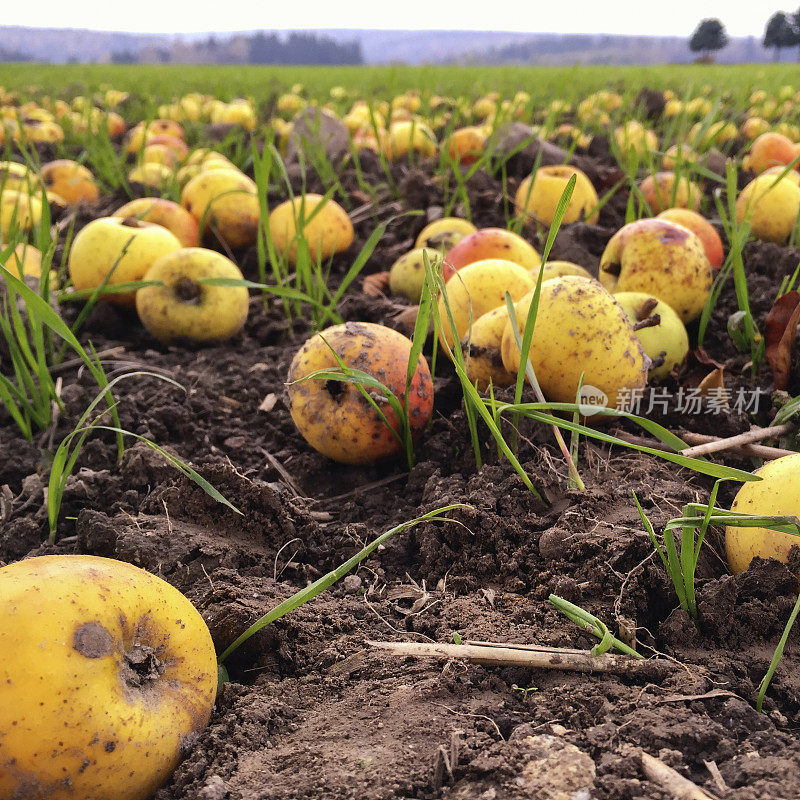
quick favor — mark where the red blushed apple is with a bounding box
[442,228,541,281]
[113,199,200,248]
[749,132,798,175]
[657,208,724,269]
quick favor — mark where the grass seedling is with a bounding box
[757,592,800,712]
[635,484,800,621]
[486,398,758,482]
[501,173,585,490]
[0,256,122,445]
[48,371,241,542]
[217,503,469,683]
[549,594,642,657]
[424,253,543,499]
[713,160,764,372]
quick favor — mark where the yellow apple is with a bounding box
[388,120,437,159]
[389,247,443,302]
[415,217,477,252]
[726,454,800,575]
[268,193,353,264]
[463,304,516,390]
[0,190,42,239]
[40,159,99,205]
[68,217,182,306]
[136,248,249,344]
[515,165,599,226]
[736,173,800,244]
[501,277,649,410]
[0,554,217,800]
[113,198,200,248]
[614,291,690,379]
[287,322,433,464]
[598,218,713,323]
[437,259,535,348]
[181,169,259,249]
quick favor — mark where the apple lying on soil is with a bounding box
[0,554,217,800]
[598,218,713,323]
[68,217,182,306]
[287,321,434,464]
[501,276,649,411]
[136,248,249,344]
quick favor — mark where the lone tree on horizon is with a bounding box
[763,12,798,61]
[689,18,728,59]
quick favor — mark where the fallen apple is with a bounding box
[514,165,599,226]
[268,193,353,265]
[726,453,800,575]
[287,321,433,464]
[598,218,713,323]
[501,277,649,410]
[68,217,182,306]
[0,554,217,800]
[136,248,249,344]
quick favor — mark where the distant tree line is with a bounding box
[248,32,362,64]
[689,11,800,61]
[0,47,32,62]
[111,31,362,66]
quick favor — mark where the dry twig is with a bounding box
[369,640,673,676]
[640,751,717,800]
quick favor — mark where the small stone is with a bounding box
[519,735,596,800]
[198,775,228,800]
[343,575,363,593]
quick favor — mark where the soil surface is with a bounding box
[3,140,800,800]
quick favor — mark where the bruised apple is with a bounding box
[501,277,649,410]
[598,218,713,323]
[287,321,433,464]
[0,554,217,800]
[40,159,99,205]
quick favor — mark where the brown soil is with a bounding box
[3,146,800,800]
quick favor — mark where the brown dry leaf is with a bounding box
[697,367,726,401]
[691,346,725,369]
[765,290,800,391]
[362,271,391,297]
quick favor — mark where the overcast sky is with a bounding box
[1,1,786,37]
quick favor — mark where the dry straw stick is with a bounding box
[640,751,716,800]
[612,430,796,461]
[679,423,794,459]
[368,640,672,677]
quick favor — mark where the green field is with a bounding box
[2,62,800,105]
